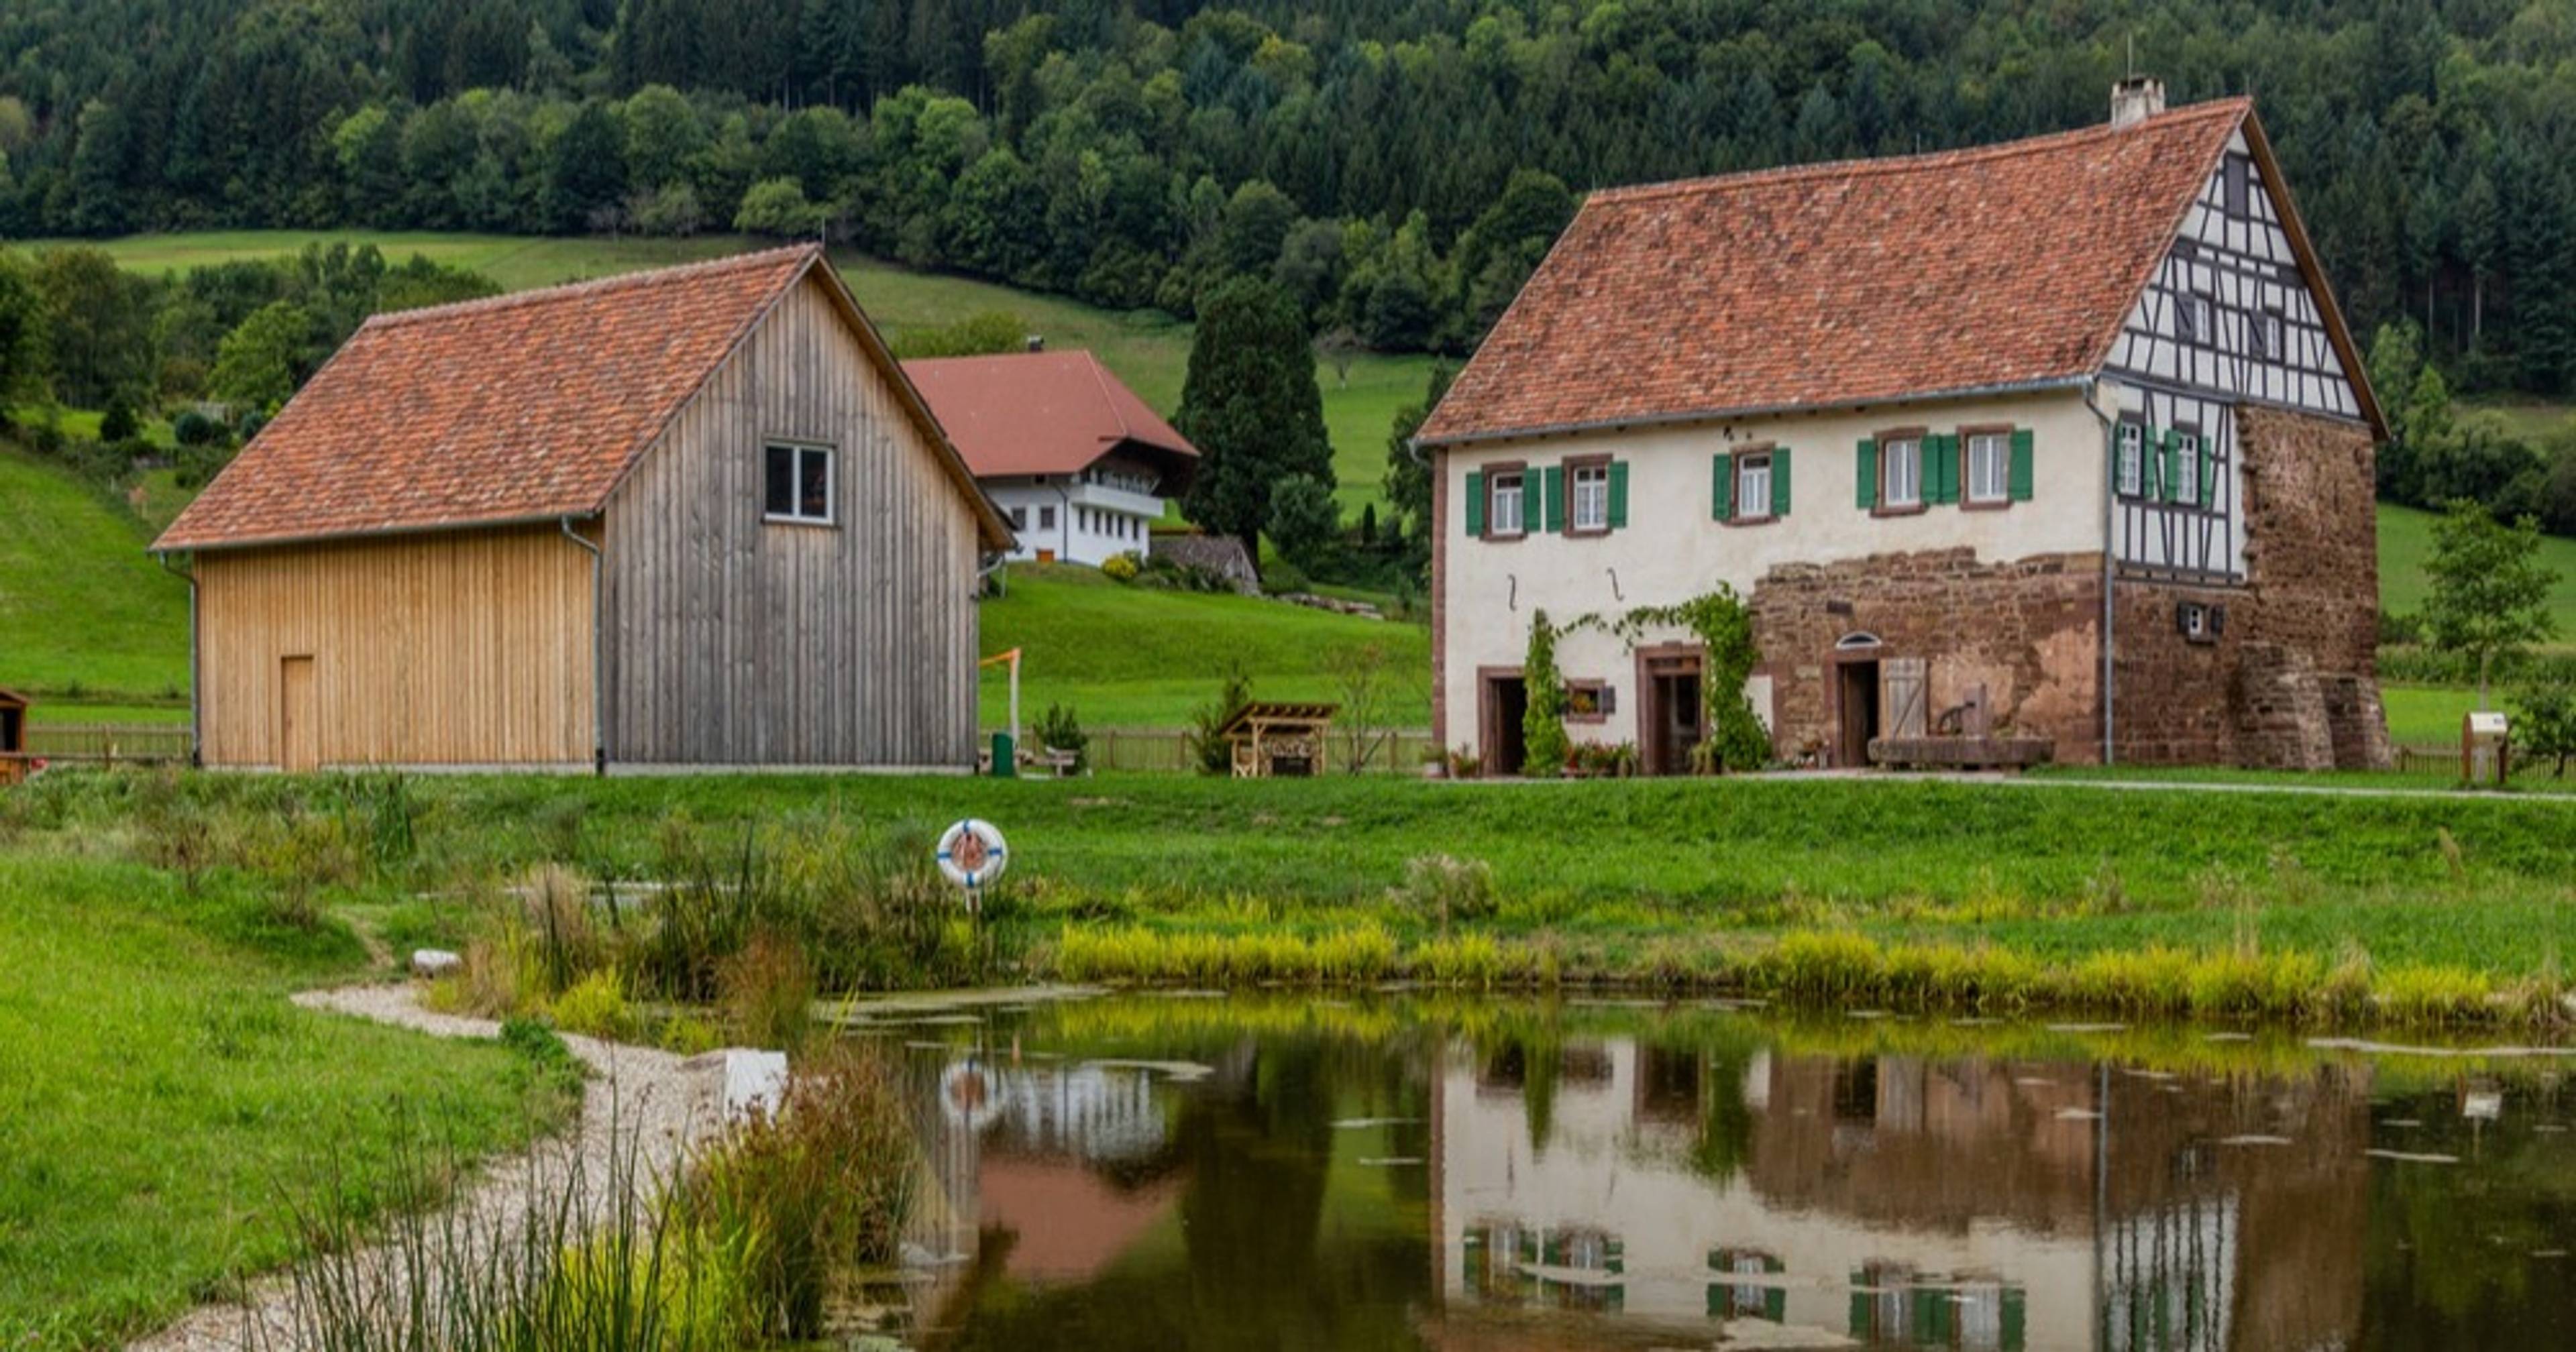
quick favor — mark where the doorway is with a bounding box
[278,655,317,772]
[1837,660,1881,767]
[1635,647,1705,776]
[1479,672,1528,777]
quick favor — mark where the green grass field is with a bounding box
[2377,500,2576,638]
[0,852,570,1350]
[38,231,1438,511]
[980,564,1428,728]
[0,447,191,702]
[2457,394,2576,444]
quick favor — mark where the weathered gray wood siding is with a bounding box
[600,273,979,766]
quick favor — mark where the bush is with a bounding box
[99,396,138,443]
[172,408,224,447]
[1186,667,1254,775]
[1100,550,1141,582]
[1395,854,1499,932]
[2513,679,2576,777]
[1258,561,1309,596]
[1032,701,1088,771]
[174,439,235,488]
[734,177,826,237]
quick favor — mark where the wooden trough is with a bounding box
[1869,735,2055,771]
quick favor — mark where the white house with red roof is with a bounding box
[1417,81,2390,775]
[904,349,1197,568]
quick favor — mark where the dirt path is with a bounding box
[129,984,731,1352]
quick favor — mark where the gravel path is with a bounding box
[129,984,732,1352]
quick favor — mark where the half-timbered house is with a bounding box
[151,246,1013,771]
[1419,81,2390,772]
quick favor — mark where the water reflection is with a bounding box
[868,999,2575,1351]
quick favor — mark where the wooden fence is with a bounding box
[20,723,195,765]
[1055,727,1440,775]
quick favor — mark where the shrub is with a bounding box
[1032,701,1087,772]
[1258,560,1310,596]
[1395,854,1499,931]
[1186,667,1254,775]
[99,395,138,442]
[174,439,233,488]
[1100,550,1141,582]
[548,966,635,1039]
[172,408,225,447]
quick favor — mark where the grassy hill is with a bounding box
[2375,500,2576,639]
[0,447,190,705]
[978,565,1428,730]
[40,231,1438,512]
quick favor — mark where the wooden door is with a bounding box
[1837,662,1879,767]
[1882,658,1929,740]
[278,655,317,772]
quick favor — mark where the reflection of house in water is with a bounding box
[1431,1037,2371,1350]
[907,1056,1185,1300]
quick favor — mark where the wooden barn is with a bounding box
[150,246,1014,772]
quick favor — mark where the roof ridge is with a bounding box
[1079,349,1134,446]
[362,243,822,329]
[1588,97,2249,208]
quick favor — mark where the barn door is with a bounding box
[278,655,318,772]
[1882,658,1929,740]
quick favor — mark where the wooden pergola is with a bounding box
[1216,701,1339,778]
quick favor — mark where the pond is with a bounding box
[849,993,2576,1351]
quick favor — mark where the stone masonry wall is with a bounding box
[2113,404,2390,769]
[1750,549,2106,765]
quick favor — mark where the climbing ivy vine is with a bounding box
[1521,608,1572,777]
[1556,585,1769,773]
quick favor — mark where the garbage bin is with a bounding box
[990,731,1016,779]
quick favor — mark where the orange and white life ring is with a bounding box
[936,818,1009,890]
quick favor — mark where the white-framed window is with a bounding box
[763,442,833,524]
[1736,453,1772,519]
[1570,463,1609,530]
[1489,472,1525,536]
[1966,432,2009,504]
[2247,308,2282,361]
[1882,437,1922,508]
[2176,429,2202,505]
[1038,504,1057,530]
[2116,421,2146,497]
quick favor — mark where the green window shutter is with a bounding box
[1771,446,1793,517]
[1712,452,1733,520]
[1856,437,1879,509]
[2161,430,2184,503]
[1464,471,1485,537]
[1543,465,1566,532]
[1607,459,1629,528]
[2008,428,2035,501]
[2139,429,2160,499]
[1931,434,1960,504]
[2197,439,2218,508]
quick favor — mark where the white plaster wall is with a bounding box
[985,480,1159,567]
[1440,389,2108,756]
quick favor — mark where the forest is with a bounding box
[3,2,2576,534]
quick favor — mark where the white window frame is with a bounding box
[1490,473,1525,537]
[1735,454,1772,520]
[763,441,835,525]
[1965,431,2009,504]
[2176,429,2202,506]
[2116,422,2145,497]
[1882,437,1921,508]
[1570,463,1609,531]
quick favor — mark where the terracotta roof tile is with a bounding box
[904,350,1197,484]
[154,245,824,551]
[1418,99,2250,446]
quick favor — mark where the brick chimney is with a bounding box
[2110,76,2166,129]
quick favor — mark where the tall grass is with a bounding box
[262,1041,916,1351]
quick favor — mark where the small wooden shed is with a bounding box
[0,688,30,786]
[1218,701,1339,778]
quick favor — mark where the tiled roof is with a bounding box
[903,349,1197,483]
[1418,99,2252,446]
[156,245,1005,552]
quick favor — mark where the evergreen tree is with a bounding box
[1177,276,1332,561]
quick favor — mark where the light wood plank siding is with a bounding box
[601,274,979,767]
[195,524,596,767]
